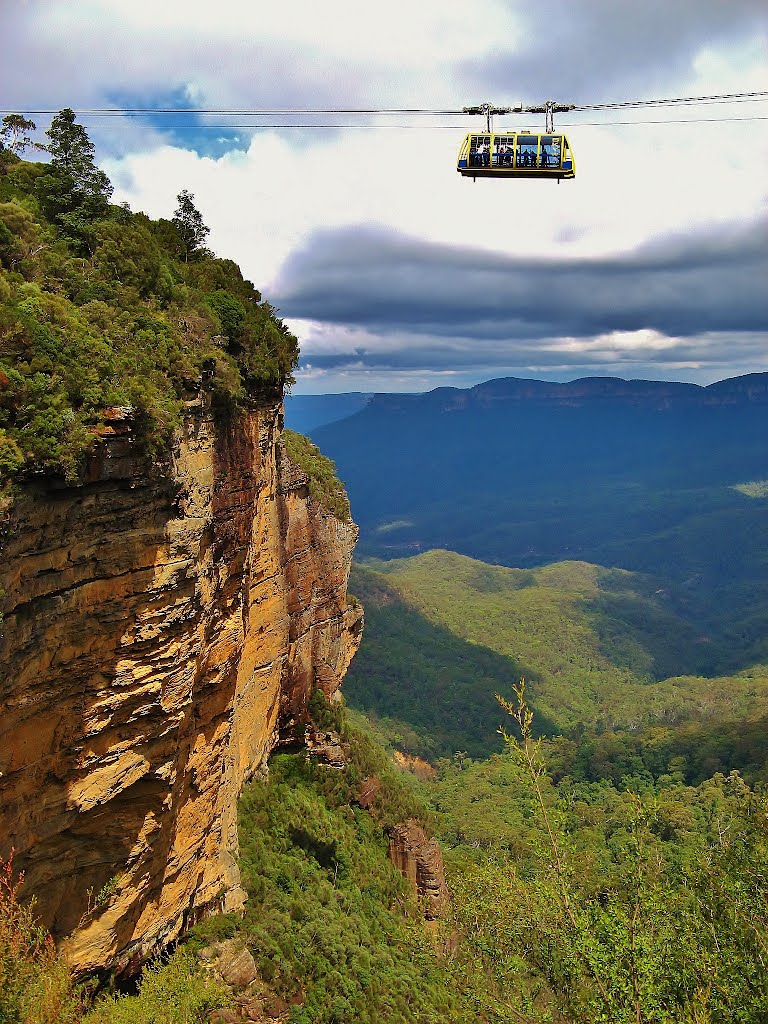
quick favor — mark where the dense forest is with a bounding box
[344,553,768,778]
[6,694,765,1024]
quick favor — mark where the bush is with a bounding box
[0,852,82,1024]
[282,430,351,522]
[83,951,230,1024]
[0,148,299,484]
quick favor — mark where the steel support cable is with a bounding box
[45,114,768,130]
[3,90,767,118]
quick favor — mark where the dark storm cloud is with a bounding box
[461,0,768,104]
[273,219,768,344]
[297,333,768,379]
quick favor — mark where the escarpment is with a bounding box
[0,399,363,976]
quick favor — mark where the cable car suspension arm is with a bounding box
[463,100,576,132]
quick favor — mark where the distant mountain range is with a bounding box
[308,372,768,679]
[360,372,768,412]
[286,373,768,435]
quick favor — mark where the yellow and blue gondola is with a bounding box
[457,132,575,180]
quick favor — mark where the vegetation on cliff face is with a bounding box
[0,110,299,486]
[283,429,351,522]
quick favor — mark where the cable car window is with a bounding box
[493,135,514,167]
[469,134,491,168]
[539,135,561,168]
[516,136,537,169]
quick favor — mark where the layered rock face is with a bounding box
[388,819,449,920]
[0,400,362,975]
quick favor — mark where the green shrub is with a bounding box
[0,852,82,1024]
[0,142,299,484]
[282,429,351,522]
[83,951,230,1024]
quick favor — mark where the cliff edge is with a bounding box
[0,399,363,976]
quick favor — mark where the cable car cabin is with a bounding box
[457,132,575,180]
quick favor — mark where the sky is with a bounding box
[2,0,767,393]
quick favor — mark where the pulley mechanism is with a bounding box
[457,99,577,181]
[464,99,575,133]
[462,102,520,132]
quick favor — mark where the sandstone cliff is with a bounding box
[387,819,449,920]
[0,399,362,976]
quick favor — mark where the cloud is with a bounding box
[460,0,768,103]
[274,219,768,341]
[5,0,766,156]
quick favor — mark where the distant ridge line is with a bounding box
[362,371,768,413]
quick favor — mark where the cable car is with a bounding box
[457,131,575,181]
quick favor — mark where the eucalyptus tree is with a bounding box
[37,107,113,244]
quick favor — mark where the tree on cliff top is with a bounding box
[172,189,210,262]
[0,114,45,158]
[37,108,113,242]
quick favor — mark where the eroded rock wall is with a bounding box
[0,400,362,975]
[388,819,449,920]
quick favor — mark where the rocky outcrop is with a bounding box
[392,750,437,781]
[0,399,362,976]
[388,819,449,920]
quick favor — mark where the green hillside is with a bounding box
[345,552,768,767]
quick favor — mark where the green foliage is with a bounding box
[344,555,768,767]
[283,429,351,522]
[0,115,44,159]
[82,951,230,1024]
[171,190,209,263]
[37,109,113,245]
[236,737,468,1024]
[0,852,83,1024]
[444,688,768,1023]
[205,289,245,344]
[0,136,299,484]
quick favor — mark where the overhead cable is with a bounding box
[3,90,767,119]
